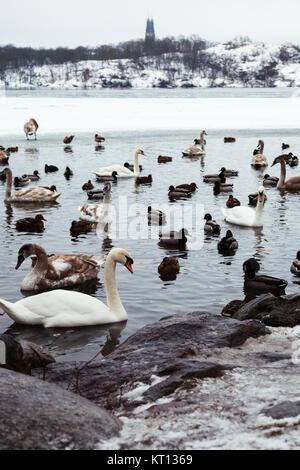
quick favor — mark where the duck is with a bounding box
[3,168,61,203]
[70,220,96,237]
[213,181,233,194]
[14,243,104,292]
[251,140,268,168]
[204,168,226,183]
[158,257,180,281]
[243,258,288,299]
[93,149,145,178]
[287,155,299,167]
[158,228,190,250]
[222,168,239,177]
[157,155,172,163]
[217,230,238,254]
[168,185,191,199]
[0,248,133,327]
[263,174,279,187]
[95,134,105,143]
[82,180,94,191]
[182,145,205,157]
[79,182,112,225]
[63,136,74,144]
[203,213,221,235]
[221,300,246,317]
[226,195,240,208]
[148,206,166,225]
[22,170,40,181]
[87,188,105,200]
[194,130,207,145]
[15,214,46,232]
[45,164,59,173]
[6,146,18,153]
[290,251,300,276]
[0,150,9,164]
[224,137,236,143]
[248,191,267,206]
[136,174,152,184]
[24,118,38,140]
[64,166,73,178]
[282,143,290,150]
[271,155,300,190]
[176,182,198,192]
[124,162,142,172]
[222,186,265,227]
[14,176,30,187]
[42,185,57,192]
[95,171,118,182]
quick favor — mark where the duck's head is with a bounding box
[179,228,191,240]
[226,230,233,239]
[204,213,212,222]
[112,171,118,177]
[258,186,265,203]
[190,182,198,190]
[264,174,270,179]
[243,258,260,279]
[124,162,130,168]
[169,185,175,191]
[148,206,152,213]
[220,167,226,172]
[109,248,134,273]
[35,214,46,222]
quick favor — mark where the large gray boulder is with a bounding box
[0,368,121,450]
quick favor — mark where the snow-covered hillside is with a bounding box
[1,39,300,89]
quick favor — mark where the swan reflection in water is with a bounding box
[4,320,127,361]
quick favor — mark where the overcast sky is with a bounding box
[2,0,299,48]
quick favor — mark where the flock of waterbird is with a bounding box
[0,119,300,328]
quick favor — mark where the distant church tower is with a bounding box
[145,18,155,42]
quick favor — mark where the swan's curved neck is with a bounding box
[22,246,49,290]
[104,256,126,317]
[133,150,140,175]
[259,141,264,154]
[4,170,12,201]
[277,159,286,188]
[254,196,264,224]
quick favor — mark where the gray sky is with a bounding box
[2,0,299,48]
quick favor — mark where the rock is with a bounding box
[262,401,300,419]
[232,293,300,327]
[0,368,121,450]
[37,311,270,410]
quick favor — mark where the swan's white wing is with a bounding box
[223,205,255,226]
[92,165,134,177]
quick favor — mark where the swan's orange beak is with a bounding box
[125,260,133,273]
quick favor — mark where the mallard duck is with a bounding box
[15,214,46,232]
[14,243,104,292]
[213,181,233,194]
[93,149,145,178]
[95,171,118,182]
[290,251,300,276]
[64,166,73,178]
[124,162,142,172]
[248,191,267,206]
[158,257,180,281]
[87,189,105,200]
[218,230,238,254]
[158,228,190,250]
[136,174,152,184]
[24,118,38,140]
[243,258,288,299]
[22,170,40,181]
[168,185,191,199]
[148,206,166,225]
[271,155,300,190]
[226,195,240,208]
[63,136,74,144]
[82,180,94,191]
[204,214,221,235]
[0,150,9,164]
[251,140,268,168]
[224,137,236,143]
[45,164,58,173]
[6,146,18,153]
[95,134,105,143]
[204,169,226,183]
[263,174,279,187]
[0,248,133,327]
[223,186,265,227]
[14,176,30,187]
[70,220,96,236]
[79,183,112,225]
[157,155,172,163]
[3,168,61,203]
[176,182,198,192]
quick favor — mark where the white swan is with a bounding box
[92,148,145,178]
[221,186,265,227]
[0,248,133,327]
[79,182,112,225]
